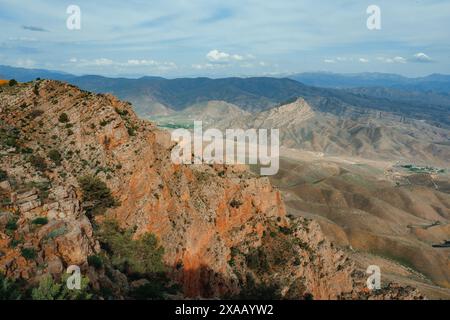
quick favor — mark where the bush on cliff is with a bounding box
[78,175,119,215]
[0,169,7,182]
[0,273,22,300]
[48,149,62,166]
[31,274,92,300]
[98,220,165,276]
[58,113,69,123]
[29,155,47,172]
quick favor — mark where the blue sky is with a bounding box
[0,0,449,78]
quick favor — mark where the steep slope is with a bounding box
[0,80,422,299]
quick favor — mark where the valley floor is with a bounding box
[270,147,450,299]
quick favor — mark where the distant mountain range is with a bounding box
[1,65,449,127]
[290,72,450,93]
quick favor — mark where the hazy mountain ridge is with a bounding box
[1,65,449,128]
[290,72,450,93]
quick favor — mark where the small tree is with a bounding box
[21,248,37,260]
[29,155,47,172]
[87,255,103,269]
[31,217,48,226]
[98,220,165,275]
[8,79,18,86]
[58,113,69,123]
[78,175,119,215]
[48,149,62,166]
[0,170,7,182]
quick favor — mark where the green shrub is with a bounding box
[246,248,270,272]
[20,147,33,154]
[9,238,23,248]
[48,149,62,165]
[21,248,37,260]
[4,137,18,148]
[58,113,69,123]
[31,217,48,226]
[29,155,47,172]
[0,170,7,182]
[0,273,22,300]
[230,199,243,208]
[0,127,20,148]
[45,226,67,240]
[98,220,165,275]
[8,79,18,87]
[29,110,44,119]
[127,126,136,136]
[78,175,119,215]
[87,255,103,269]
[31,274,92,300]
[115,108,129,117]
[5,218,18,232]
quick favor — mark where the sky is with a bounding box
[0,0,449,78]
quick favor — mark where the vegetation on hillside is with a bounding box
[78,175,119,216]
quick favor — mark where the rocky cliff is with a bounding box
[0,80,422,299]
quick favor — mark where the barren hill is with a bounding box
[214,98,450,166]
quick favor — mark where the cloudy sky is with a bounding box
[0,0,449,78]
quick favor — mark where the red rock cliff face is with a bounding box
[109,129,287,297]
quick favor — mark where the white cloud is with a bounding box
[359,58,369,63]
[324,59,335,64]
[206,49,251,63]
[412,52,433,63]
[206,50,230,62]
[377,56,407,64]
[192,63,225,70]
[127,59,158,66]
[393,56,407,64]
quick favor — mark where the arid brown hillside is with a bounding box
[0,80,422,299]
[269,152,450,298]
[212,98,450,167]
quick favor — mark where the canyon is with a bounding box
[0,79,425,299]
